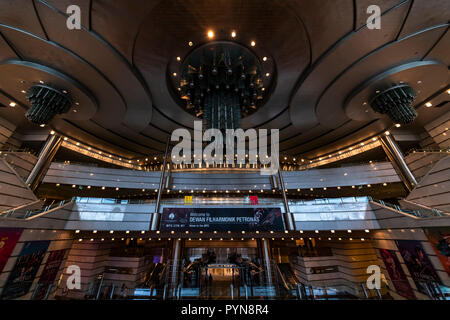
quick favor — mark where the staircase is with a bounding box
[406,155,450,213]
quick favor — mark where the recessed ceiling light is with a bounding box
[188,41,193,46]
[447,89,450,95]
[173,72,177,77]
[39,124,45,127]
[9,102,16,107]
[39,80,44,84]
[385,131,390,135]
[21,90,26,94]
[250,41,256,47]
[176,56,181,61]
[207,30,214,39]
[265,73,270,77]
[395,123,401,128]
[263,56,267,61]
[231,31,236,38]
[425,102,432,107]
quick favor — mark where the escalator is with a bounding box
[275,263,300,299]
[278,263,299,288]
[132,263,167,299]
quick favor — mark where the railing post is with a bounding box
[44,284,53,300]
[110,284,115,300]
[31,283,40,300]
[163,284,168,300]
[375,288,382,300]
[308,286,314,300]
[361,283,369,299]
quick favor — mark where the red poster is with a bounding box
[0,228,23,273]
[424,228,450,276]
[379,248,415,300]
[34,249,67,300]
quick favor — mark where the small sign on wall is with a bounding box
[184,196,193,205]
[250,196,258,205]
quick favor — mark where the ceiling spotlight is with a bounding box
[265,73,270,77]
[447,89,450,95]
[173,72,177,77]
[39,80,44,84]
[385,131,390,136]
[21,90,26,94]
[39,124,45,127]
[231,31,236,38]
[188,41,193,46]
[262,56,267,61]
[425,102,432,107]
[9,102,16,107]
[395,123,401,128]
[250,41,256,47]
[176,56,181,61]
[207,30,214,39]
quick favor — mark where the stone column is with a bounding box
[380,133,417,191]
[26,133,62,191]
[261,238,273,287]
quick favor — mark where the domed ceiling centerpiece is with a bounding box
[174,42,268,131]
[370,84,417,125]
[25,84,73,125]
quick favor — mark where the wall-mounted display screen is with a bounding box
[160,207,284,232]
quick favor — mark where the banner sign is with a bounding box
[0,228,23,274]
[424,228,450,276]
[161,207,284,231]
[34,249,67,300]
[396,240,441,294]
[379,248,415,300]
[1,240,50,300]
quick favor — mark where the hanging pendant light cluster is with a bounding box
[176,42,266,131]
[25,84,73,125]
[370,84,417,124]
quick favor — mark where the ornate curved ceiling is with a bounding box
[0,0,448,160]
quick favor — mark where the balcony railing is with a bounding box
[369,197,447,218]
[0,197,75,219]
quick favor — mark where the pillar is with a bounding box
[261,238,273,287]
[170,239,182,289]
[150,135,171,231]
[277,164,295,231]
[380,133,417,192]
[26,133,62,191]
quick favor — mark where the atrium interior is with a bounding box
[0,0,449,301]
